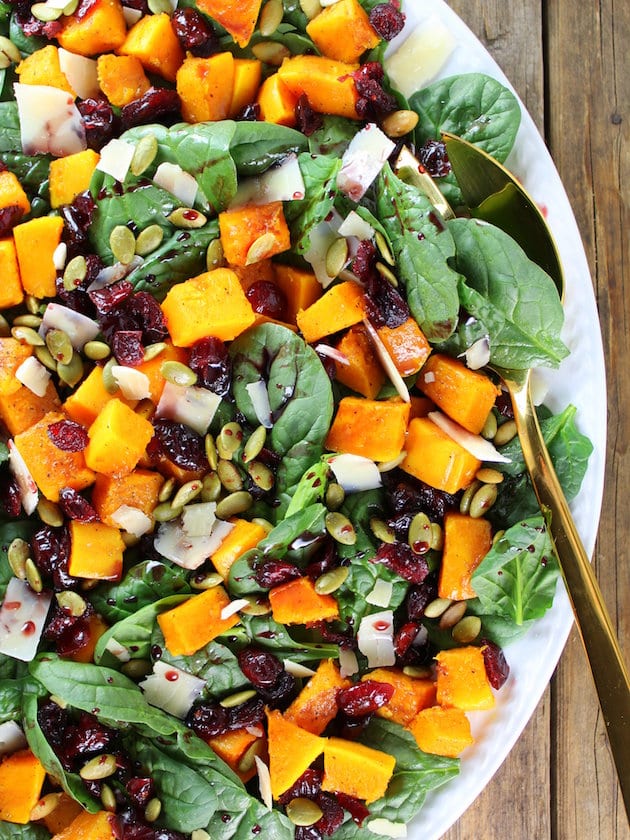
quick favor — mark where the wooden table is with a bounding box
[441,2,630,838]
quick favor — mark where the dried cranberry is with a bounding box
[372,541,429,584]
[481,638,510,689]
[315,793,345,836]
[37,700,70,749]
[149,419,206,471]
[90,280,134,315]
[121,88,181,131]
[245,281,288,321]
[64,713,116,760]
[278,769,323,805]
[495,391,514,419]
[226,696,265,730]
[353,62,397,120]
[0,205,25,237]
[369,2,405,40]
[112,330,145,366]
[60,192,97,257]
[363,271,409,329]
[237,102,261,121]
[121,0,148,13]
[186,702,229,738]
[384,473,459,521]
[254,560,302,588]
[259,670,296,707]
[336,792,369,825]
[294,827,322,840]
[351,240,378,283]
[315,621,357,650]
[58,487,99,523]
[238,647,284,688]
[337,712,373,740]
[55,615,94,658]
[127,292,168,344]
[47,419,89,452]
[77,97,118,151]
[406,576,438,621]
[126,778,155,808]
[305,539,339,581]
[394,620,421,657]
[188,337,231,397]
[417,139,451,178]
[31,526,78,591]
[0,474,22,518]
[337,680,394,716]
[171,7,218,56]
[295,94,323,136]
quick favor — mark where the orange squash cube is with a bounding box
[439,512,493,600]
[97,53,150,107]
[176,52,235,123]
[69,520,125,580]
[66,613,109,663]
[401,416,481,494]
[0,380,61,436]
[51,810,117,840]
[41,793,83,835]
[49,149,100,208]
[63,365,137,428]
[256,72,299,127]
[91,469,163,527]
[269,577,340,625]
[377,318,432,377]
[161,268,255,346]
[435,646,495,711]
[419,353,500,434]
[409,706,474,758]
[211,518,268,580]
[229,59,262,118]
[85,398,154,477]
[266,709,326,798]
[361,667,436,726]
[306,0,380,63]
[0,749,46,824]
[273,265,321,324]
[296,281,366,345]
[13,216,64,298]
[16,45,74,94]
[118,12,184,82]
[207,727,261,782]
[285,658,351,735]
[325,396,410,462]
[13,411,95,501]
[219,202,291,267]
[157,586,240,656]
[57,0,128,57]
[278,55,360,119]
[195,0,263,47]
[335,325,385,399]
[133,342,188,403]
[321,737,395,804]
[0,169,31,218]
[0,338,32,396]
[0,238,24,310]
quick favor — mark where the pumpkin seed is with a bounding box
[102,359,119,394]
[57,352,84,387]
[34,345,57,372]
[247,460,274,492]
[314,566,349,595]
[143,341,167,362]
[135,398,154,421]
[429,522,443,551]
[83,340,111,361]
[0,314,10,337]
[8,538,29,579]
[237,738,264,773]
[325,511,356,546]
[161,360,198,387]
[109,224,136,265]
[31,2,62,21]
[30,793,62,821]
[251,41,290,65]
[201,471,222,503]
[325,481,345,511]
[217,422,243,460]
[168,207,207,229]
[493,528,505,546]
[130,133,158,176]
[402,665,432,679]
[25,295,41,315]
[11,325,45,346]
[144,798,162,823]
[452,615,482,644]
[152,501,183,522]
[381,108,419,138]
[46,328,73,365]
[220,689,258,708]
[215,491,253,519]
[191,571,223,591]
[286,797,323,827]
[259,0,284,36]
[369,516,396,544]
[80,754,118,780]
[242,425,266,464]
[37,498,63,527]
[459,479,481,515]
[158,477,176,503]
[493,419,517,447]
[172,479,203,508]
[375,261,398,287]
[206,238,225,271]
[408,512,431,554]
[25,558,43,593]
[245,231,276,265]
[191,831,211,840]
[374,230,394,265]
[120,659,152,680]
[63,255,87,290]
[0,36,20,68]
[62,0,78,14]
[325,236,348,278]
[480,411,498,440]
[100,784,117,812]
[217,459,244,492]
[240,594,272,616]
[205,434,218,471]
[469,483,498,519]
[12,314,42,328]
[439,600,467,630]
[298,0,321,19]
[423,597,452,619]
[135,224,164,256]
[476,467,504,484]
[56,590,87,617]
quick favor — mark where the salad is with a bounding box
[0,0,594,838]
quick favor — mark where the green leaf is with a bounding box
[375,164,461,342]
[239,614,338,662]
[448,218,569,368]
[0,821,50,840]
[0,521,37,599]
[0,102,20,153]
[284,152,341,254]
[470,517,559,625]
[90,560,191,624]
[0,442,8,464]
[0,152,50,215]
[284,459,330,518]
[307,115,362,157]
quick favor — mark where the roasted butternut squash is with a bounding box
[229,59,262,118]
[97,54,150,107]
[0,338,32,396]
[402,416,481,494]
[219,202,291,267]
[296,281,366,344]
[273,264,321,324]
[117,12,184,82]
[361,667,436,726]
[207,727,261,783]
[49,149,100,208]
[0,380,61,436]
[91,469,163,527]
[435,646,495,711]
[285,658,351,735]
[377,317,432,377]
[334,324,385,399]
[211,518,267,580]
[85,398,154,477]
[68,520,125,581]
[0,748,47,824]
[277,55,360,119]
[157,586,241,656]
[0,169,31,219]
[269,576,340,625]
[439,512,493,600]
[306,0,380,63]
[256,72,299,127]
[409,706,474,758]
[177,52,235,124]
[195,0,263,47]
[16,45,74,94]
[266,708,326,798]
[0,237,23,309]
[321,736,395,804]
[51,809,117,840]
[63,365,137,428]
[57,0,128,57]
[325,396,410,462]
[13,216,64,298]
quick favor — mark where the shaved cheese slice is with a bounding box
[337,123,395,202]
[283,659,317,678]
[428,410,511,463]
[363,319,410,402]
[384,15,456,98]
[140,661,205,719]
[105,637,131,662]
[111,365,151,400]
[255,756,273,810]
[14,82,86,157]
[339,647,359,677]
[357,610,396,668]
[246,380,273,429]
[88,256,144,292]
[303,219,340,288]
[0,578,52,662]
[328,453,382,493]
[314,344,350,366]
[232,153,305,207]
[337,210,375,240]
[58,49,99,100]
[40,302,100,349]
[53,242,67,271]
[96,138,135,182]
[8,440,38,515]
[220,598,249,620]
[366,579,393,608]
[156,381,221,436]
[0,721,27,756]
[154,162,198,206]
[154,519,234,569]
[462,335,491,370]
[110,505,152,537]
[15,356,50,397]
[122,5,142,25]
[366,818,408,838]
[182,502,217,538]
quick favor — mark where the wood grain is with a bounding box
[441,0,630,837]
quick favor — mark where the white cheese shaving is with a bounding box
[0,721,27,756]
[338,647,359,678]
[53,242,67,271]
[328,453,382,494]
[283,659,317,678]
[363,319,410,403]
[182,502,217,538]
[220,598,250,620]
[154,162,198,206]
[314,344,350,366]
[384,15,456,98]
[246,380,273,429]
[110,505,153,537]
[0,578,52,662]
[14,82,86,157]
[366,818,408,838]
[428,410,511,463]
[232,153,305,207]
[40,302,100,349]
[140,661,205,719]
[15,356,50,397]
[105,638,131,662]
[58,49,99,100]
[156,381,221,436]
[8,440,38,515]
[111,365,151,400]
[337,210,375,240]
[337,124,395,202]
[357,610,396,668]
[462,335,491,370]
[96,138,135,182]
[255,756,273,810]
[365,579,393,608]
[154,519,234,570]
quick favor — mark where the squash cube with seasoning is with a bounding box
[306,0,380,63]
[211,518,268,580]
[49,149,101,208]
[435,646,495,711]
[0,169,31,219]
[409,706,474,758]
[325,396,410,462]
[284,658,352,735]
[157,586,241,656]
[321,737,395,804]
[176,52,235,124]
[0,380,61,436]
[85,398,154,477]
[16,45,74,94]
[256,73,299,127]
[269,576,340,625]
[402,416,481,494]
[439,512,493,600]
[117,12,184,82]
[0,749,46,824]
[68,520,125,580]
[0,338,33,396]
[13,216,64,299]
[296,281,366,345]
[57,0,128,57]
[360,667,436,726]
[218,202,291,267]
[97,54,150,107]
[266,709,326,799]
[51,810,117,840]
[195,0,263,47]
[91,469,164,528]
[0,238,23,309]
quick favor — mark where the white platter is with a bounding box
[393,2,607,838]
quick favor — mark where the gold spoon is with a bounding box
[397,134,630,818]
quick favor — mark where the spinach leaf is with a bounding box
[229,120,308,175]
[284,152,341,254]
[0,821,50,840]
[9,13,44,54]
[0,102,20,153]
[0,442,7,464]
[469,517,559,625]
[230,324,334,513]
[90,560,191,624]
[239,614,338,662]
[448,218,569,368]
[0,677,29,723]
[0,152,50,215]
[307,116,361,158]
[375,164,461,342]
[0,654,17,680]
[284,459,329,518]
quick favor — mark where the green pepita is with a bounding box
[12,314,42,328]
[423,597,452,619]
[240,594,272,615]
[152,501,183,522]
[325,482,345,511]
[469,482,498,519]
[161,359,198,387]
[217,459,244,492]
[325,511,356,546]
[34,345,58,372]
[247,460,274,492]
[201,471,222,503]
[172,479,203,509]
[168,207,207,229]
[11,325,45,346]
[143,342,167,362]
[79,754,118,781]
[46,328,73,365]
[25,295,41,315]
[144,798,162,823]
[298,0,321,19]
[215,491,253,519]
[56,590,87,617]
[0,36,21,68]
[63,255,87,291]
[205,434,218,471]
[402,665,433,679]
[31,2,62,21]
[158,477,176,503]
[130,133,158,176]
[63,0,79,14]
[109,224,136,265]
[37,498,64,527]
[24,558,43,593]
[8,538,30,580]
[314,566,349,595]
[135,224,164,256]
[30,793,63,822]
[369,516,396,544]
[480,411,498,440]
[120,659,152,680]
[83,340,111,361]
[245,231,276,265]
[57,352,84,387]
[325,237,348,278]
[375,261,398,287]
[101,358,120,393]
[439,600,467,630]
[242,425,266,464]
[381,108,419,138]
[251,41,290,65]
[237,738,264,773]
[190,571,224,591]
[219,689,258,708]
[459,479,481,515]
[374,230,395,265]
[452,615,482,644]
[286,797,323,827]
[494,419,517,447]
[217,422,243,460]
[429,521,443,551]
[100,784,117,813]
[408,512,431,554]
[206,238,224,271]
[476,467,504,484]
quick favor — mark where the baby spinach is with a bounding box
[307,115,362,157]
[284,152,341,254]
[229,119,308,176]
[240,614,338,662]
[448,217,569,368]
[90,560,191,624]
[0,102,20,153]
[284,459,330,518]
[0,822,50,840]
[0,152,50,216]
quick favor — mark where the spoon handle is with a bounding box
[508,374,630,817]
